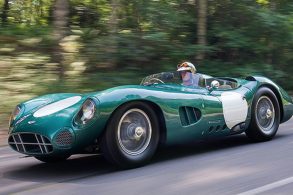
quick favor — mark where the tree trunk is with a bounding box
[51,0,69,80]
[1,0,9,25]
[196,0,207,62]
[106,0,119,68]
[267,1,276,65]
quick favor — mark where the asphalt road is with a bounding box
[1,118,293,195]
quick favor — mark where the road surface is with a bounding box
[0,118,293,195]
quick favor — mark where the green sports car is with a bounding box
[8,72,293,168]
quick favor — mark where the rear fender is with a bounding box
[245,76,293,123]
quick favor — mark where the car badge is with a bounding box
[28,121,36,124]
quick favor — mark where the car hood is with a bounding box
[10,93,91,130]
[21,93,84,115]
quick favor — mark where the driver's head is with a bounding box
[177,62,196,74]
[177,62,196,86]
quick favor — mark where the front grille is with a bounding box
[54,130,73,147]
[8,133,53,154]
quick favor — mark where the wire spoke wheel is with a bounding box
[117,109,152,155]
[245,87,280,142]
[256,96,275,134]
[101,102,160,168]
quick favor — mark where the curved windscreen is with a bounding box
[205,77,239,89]
[140,72,182,86]
[141,71,239,90]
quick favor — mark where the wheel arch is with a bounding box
[257,84,284,122]
[246,75,289,123]
[102,100,167,146]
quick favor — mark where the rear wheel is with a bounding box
[245,87,280,141]
[101,102,160,168]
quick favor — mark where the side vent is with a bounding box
[207,125,228,134]
[179,106,202,126]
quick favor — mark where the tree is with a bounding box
[51,0,70,80]
[107,0,119,68]
[196,0,207,62]
[1,0,9,25]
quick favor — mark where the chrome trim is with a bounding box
[8,133,53,155]
[34,134,44,154]
[40,135,49,153]
[11,135,20,151]
[8,142,52,145]
[17,134,26,153]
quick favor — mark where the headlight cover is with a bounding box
[9,105,22,126]
[74,99,96,125]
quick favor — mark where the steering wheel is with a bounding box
[148,78,165,85]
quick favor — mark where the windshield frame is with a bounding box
[140,72,182,86]
[140,71,239,90]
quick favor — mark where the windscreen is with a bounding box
[141,72,238,90]
[140,72,182,86]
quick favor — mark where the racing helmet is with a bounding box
[177,62,196,74]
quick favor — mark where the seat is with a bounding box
[198,74,206,87]
[218,84,232,90]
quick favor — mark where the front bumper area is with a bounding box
[8,132,53,155]
[8,127,76,156]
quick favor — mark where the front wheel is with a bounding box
[245,87,280,141]
[101,102,160,168]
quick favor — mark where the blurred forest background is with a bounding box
[0,0,292,129]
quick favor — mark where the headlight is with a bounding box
[9,105,22,126]
[74,99,96,125]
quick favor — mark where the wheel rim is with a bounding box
[117,108,152,155]
[255,96,275,134]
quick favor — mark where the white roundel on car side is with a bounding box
[220,92,248,129]
[33,96,82,118]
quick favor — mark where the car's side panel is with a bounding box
[211,85,252,120]
[220,92,248,129]
[94,85,240,145]
[95,86,208,145]
[92,78,292,147]
[200,95,229,138]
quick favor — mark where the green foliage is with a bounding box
[1,0,52,25]
[0,0,292,128]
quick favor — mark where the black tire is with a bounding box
[34,155,70,163]
[245,87,280,142]
[101,102,160,168]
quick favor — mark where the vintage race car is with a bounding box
[8,72,293,168]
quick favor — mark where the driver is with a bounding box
[177,62,201,87]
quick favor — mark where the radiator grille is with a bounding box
[54,130,73,147]
[8,133,53,154]
[179,106,201,126]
